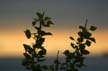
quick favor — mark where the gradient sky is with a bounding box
[0,0,108,57]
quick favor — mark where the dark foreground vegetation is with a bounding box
[22,12,97,71]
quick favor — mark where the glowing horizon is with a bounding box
[0,29,108,58]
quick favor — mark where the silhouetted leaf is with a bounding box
[63,50,70,56]
[90,26,97,31]
[35,26,39,30]
[81,50,90,55]
[79,44,85,50]
[36,12,44,19]
[78,31,92,39]
[47,20,54,24]
[23,44,33,54]
[71,43,75,48]
[44,16,51,21]
[84,31,92,39]
[43,20,54,27]
[23,53,32,59]
[78,31,83,37]
[24,29,31,39]
[89,37,96,43]
[70,36,75,40]
[79,26,84,30]
[23,44,30,50]
[45,32,52,35]
[32,21,36,26]
[77,37,83,42]
[38,49,46,56]
[40,30,52,36]
[36,38,45,48]
[85,40,91,46]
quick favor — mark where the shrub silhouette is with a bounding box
[61,19,97,71]
[22,12,54,71]
[22,12,97,71]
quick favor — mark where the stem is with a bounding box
[57,51,59,60]
[85,19,88,28]
[55,51,60,71]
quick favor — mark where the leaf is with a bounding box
[77,37,83,42]
[84,31,92,39]
[34,26,39,30]
[45,32,52,35]
[90,26,97,31]
[24,29,31,39]
[78,31,83,37]
[63,50,70,56]
[36,38,45,48]
[70,36,74,40]
[85,40,91,46]
[40,30,52,36]
[89,37,96,43]
[23,44,31,51]
[43,20,54,27]
[71,43,75,48]
[81,50,90,55]
[32,21,36,26]
[47,20,54,24]
[23,53,32,59]
[79,26,84,30]
[23,44,33,54]
[38,49,46,56]
[79,44,85,51]
[44,16,51,21]
[78,31,92,39]
[36,12,44,19]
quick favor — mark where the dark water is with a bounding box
[0,56,108,71]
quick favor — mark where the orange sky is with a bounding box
[0,29,108,58]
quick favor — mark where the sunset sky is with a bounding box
[0,0,108,58]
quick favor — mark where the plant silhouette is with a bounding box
[22,12,54,71]
[22,12,97,71]
[61,19,97,71]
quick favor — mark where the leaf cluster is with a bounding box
[22,12,54,71]
[61,20,97,71]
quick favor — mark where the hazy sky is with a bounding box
[0,0,108,30]
[0,0,108,57]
